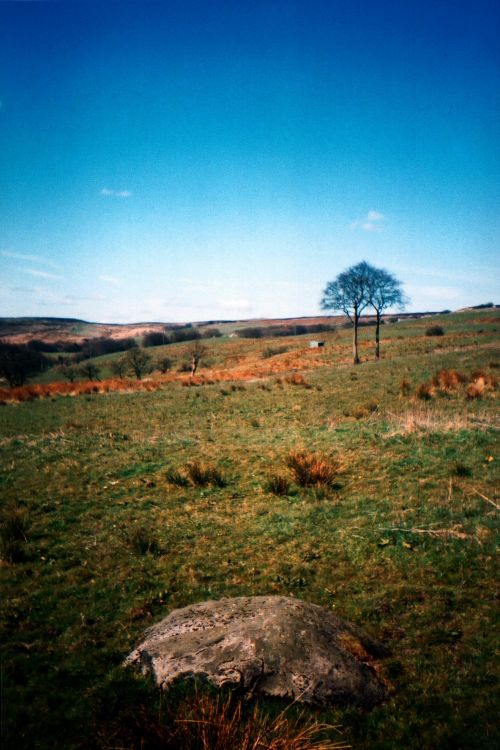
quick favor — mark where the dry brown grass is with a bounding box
[0,378,162,403]
[414,368,497,402]
[286,450,340,487]
[385,406,495,436]
[164,691,350,750]
[431,369,468,391]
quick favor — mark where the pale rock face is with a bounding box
[125,596,389,708]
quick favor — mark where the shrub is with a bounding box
[426,325,445,337]
[286,450,339,487]
[266,473,292,496]
[1,504,29,562]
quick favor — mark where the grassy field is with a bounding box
[1,310,499,749]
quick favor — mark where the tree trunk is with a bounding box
[353,312,360,364]
[190,355,198,377]
[375,310,381,359]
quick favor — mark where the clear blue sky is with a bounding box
[1,0,499,322]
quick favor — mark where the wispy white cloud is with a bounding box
[100,188,132,198]
[98,274,121,286]
[23,268,63,281]
[350,210,387,232]
[1,249,60,269]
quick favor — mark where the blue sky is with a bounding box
[1,0,499,323]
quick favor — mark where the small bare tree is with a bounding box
[79,362,100,381]
[188,342,207,376]
[56,363,79,382]
[110,357,127,379]
[125,347,152,380]
[158,356,173,374]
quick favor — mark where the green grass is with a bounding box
[1,310,499,749]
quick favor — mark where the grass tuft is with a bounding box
[0,503,29,562]
[286,450,339,487]
[453,461,472,477]
[266,473,292,496]
[165,467,190,487]
[186,460,227,488]
[96,683,349,750]
[127,526,161,555]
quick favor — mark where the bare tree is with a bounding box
[79,362,100,381]
[56,363,79,383]
[124,347,152,380]
[367,267,407,359]
[110,357,127,379]
[188,342,207,376]
[321,261,372,364]
[158,356,173,374]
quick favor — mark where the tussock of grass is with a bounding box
[0,503,29,562]
[186,460,227,488]
[286,450,339,487]
[266,473,292,496]
[126,526,161,555]
[96,684,349,750]
[166,461,227,488]
[165,467,190,487]
[285,374,312,388]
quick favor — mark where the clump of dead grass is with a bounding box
[0,503,29,563]
[166,461,227,488]
[385,406,494,436]
[431,369,468,391]
[266,473,292,496]
[414,368,497,401]
[96,687,349,750]
[285,373,312,388]
[167,690,349,750]
[286,450,340,487]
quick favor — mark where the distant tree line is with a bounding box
[142,327,222,347]
[26,336,136,357]
[237,323,336,339]
[0,343,50,387]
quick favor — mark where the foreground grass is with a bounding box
[1,313,499,749]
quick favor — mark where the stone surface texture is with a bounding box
[125,596,389,708]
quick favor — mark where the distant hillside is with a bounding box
[0,310,456,345]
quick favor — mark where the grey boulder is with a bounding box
[125,596,389,708]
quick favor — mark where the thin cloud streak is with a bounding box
[100,188,132,198]
[23,268,64,281]
[98,274,121,286]
[1,249,60,269]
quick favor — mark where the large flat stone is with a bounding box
[125,596,389,708]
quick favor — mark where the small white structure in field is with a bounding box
[309,340,325,348]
